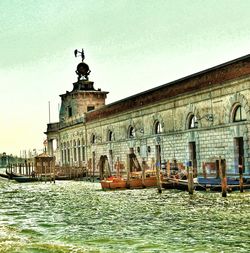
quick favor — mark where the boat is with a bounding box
[5,168,39,182]
[55,174,70,180]
[100,176,127,190]
[0,173,9,179]
[162,176,250,192]
[127,170,160,189]
[5,169,23,179]
[196,177,250,191]
[12,176,39,183]
[100,170,160,190]
[144,170,160,187]
[162,177,198,191]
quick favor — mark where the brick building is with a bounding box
[45,54,250,176]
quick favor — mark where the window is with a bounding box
[67,142,70,163]
[154,121,162,134]
[61,150,64,164]
[64,143,67,164]
[68,106,72,117]
[73,140,77,161]
[91,134,96,144]
[78,140,81,162]
[188,115,198,129]
[82,146,85,161]
[128,126,135,138]
[108,130,114,142]
[233,105,246,122]
[87,106,95,112]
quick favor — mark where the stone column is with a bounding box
[48,139,54,156]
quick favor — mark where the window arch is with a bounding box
[128,126,135,138]
[233,105,246,122]
[154,121,162,134]
[188,114,198,129]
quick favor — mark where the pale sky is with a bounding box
[1,0,250,156]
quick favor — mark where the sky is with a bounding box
[0,0,250,156]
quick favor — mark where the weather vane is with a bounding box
[74,48,85,62]
[74,48,91,81]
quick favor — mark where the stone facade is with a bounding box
[45,54,250,175]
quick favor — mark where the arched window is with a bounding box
[128,126,135,138]
[81,138,85,161]
[61,143,64,164]
[77,139,81,162]
[108,130,114,142]
[154,121,162,134]
[67,141,70,163]
[64,142,67,164]
[188,115,198,129]
[91,134,96,144]
[73,140,77,162]
[233,105,246,122]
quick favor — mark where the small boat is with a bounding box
[162,177,197,191]
[162,176,250,191]
[128,170,159,189]
[100,170,160,190]
[197,177,250,191]
[144,170,160,187]
[0,173,9,179]
[12,176,39,183]
[5,169,23,179]
[100,176,127,190]
[55,175,70,180]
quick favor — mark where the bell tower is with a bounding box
[59,49,109,125]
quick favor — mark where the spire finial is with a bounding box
[74,48,85,62]
[74,48,91,81]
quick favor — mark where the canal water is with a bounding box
[0,173,250,252]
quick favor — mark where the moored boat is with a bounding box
[162,176,250,191]
[0,173,9,179]
[100,170,160,190]
[12,176,39,183]
[5,169,23,179]
[100,176,127,190]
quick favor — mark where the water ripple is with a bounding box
[0,178,250,252]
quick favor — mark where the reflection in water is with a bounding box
[0,176,250,253]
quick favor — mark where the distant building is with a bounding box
[45,54,250,176]
[0,152,20,167]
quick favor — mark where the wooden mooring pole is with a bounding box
[141,160,146,188]
[187,161,194,195]
[220,158,227,197]
[156,146,162,194]
[25,160,28,176]
[53,161,55,183]
[49,162,52,183]
[167,160,170,178]
[239,156,244,193]
[126,155,131,189]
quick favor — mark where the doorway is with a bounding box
[234,137,244,173]
[128,148,141,172]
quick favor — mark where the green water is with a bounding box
[0,175,250,253]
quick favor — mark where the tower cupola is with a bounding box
[59,49,109,125]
